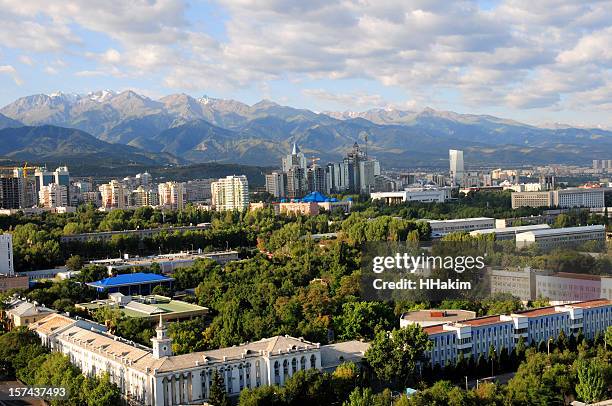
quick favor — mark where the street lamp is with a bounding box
[547,336,554,355]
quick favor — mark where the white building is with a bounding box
[158,182,186,210]
[515,225,606,251]
[371,187,452,204]
[31,314,367,406]
[511,188,605,209]
[449,149,465,186]
[211,175,249,211]
[0,234,14,275]
[38,183,69,208]
[100,180,129,209]
[427,217,495,237]
[469,224,551,241]
[423,299,612,368]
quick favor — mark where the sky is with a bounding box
[0,0,611,128]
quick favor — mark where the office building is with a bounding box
[371,187,452,204]
[515,225,606,251]
[211,175,249,211]
[60,224,212,244]
[99,180,129,209]
[286,167,307,199]
[489,267,539,301]
[158,182,186,210]
[265,171,287,198]
[427,217,495,237]
[449,149,465,186]
[535,273,602,303]
[0,176,22,209]
[282,143,308,172]
[469,224,551,241]
[31,313,367,406]
[307,164,327,193]
[38,183,69,208]
[511,188,604,209]
[422,299,612,369]
[0,234,14,275]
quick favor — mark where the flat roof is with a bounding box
[471,224,550,234]
[427,217,494,223]
[87,272,174,288]
[402,309,476,322]
[518,225,605,237]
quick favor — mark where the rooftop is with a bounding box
[518,225,605,237]
[401,309,476,322]
[471,224,550,234]
[87,272,174,288]
[427,217,494,224]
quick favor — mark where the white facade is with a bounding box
[515,225,606,251]
[511,188,605,209]
[427,217,495,237]
[158,182,186,210]
[31,314,363,406]
[0,234,14,275]
[469,224,550,241]
[449,149,465,186]
[38,183,68,208]
[424,299,612,368]
[100,180,129,209]
[371,187,452,204]
[211,175,249,211]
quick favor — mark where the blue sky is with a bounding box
[1,0,611,127]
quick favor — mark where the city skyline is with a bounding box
[0,1,611,128]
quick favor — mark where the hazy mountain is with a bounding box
[0,113,22,129]
[0,125,181,166]
[2,90,611,167]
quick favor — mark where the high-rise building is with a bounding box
[307,164,327,193]
[38,183,69,208]
[158,182,186,210]
[132,186,159,207]
[358,159,380,193]
[282,143,308,172]
[211,175,249,211]
[286,167,307,199]
[135,172,152,187]
[0,176,21,209]
[265,171,287,198]
[99,180,129,209]
[0,234,14,276]
[449,149,465,186]
[185,179,214,202]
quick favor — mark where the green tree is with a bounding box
[209,370,230,406]
[65,255,85,273]
[575,361,605,404]
[343,387,374,406]
[365,325,431,388]
[333,301,395,340]
[82,373,121,406]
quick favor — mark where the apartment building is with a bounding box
[211,175,249,211]
[158,182,186,210]
[422,299,612,368]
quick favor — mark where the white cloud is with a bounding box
[0,65,23,85]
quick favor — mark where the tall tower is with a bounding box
[151,315,173,358]
[449,149,465,187]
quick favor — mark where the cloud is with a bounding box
[0,0,612,119]
[0,65,23,85]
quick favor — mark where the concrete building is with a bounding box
[38,183,69,208]
[265,171,287,199]
[158,182,186,210]
[60,224,211,244]
[185,179,214,203]
[469,224,551,241]
[100,180,129,209]
[489,267,540,301]
[282,143,308,173]
[423,299,612,369]
[515,225,606,251]
[133,186,159,207]
[427,217,496,237]
[211,175,250,211]
[371,187,452,204]
[400,309,476,328]
[0,275,28,292]
[511,188,605,209]
[278,201,319,216]
[449,149,465,186]
[0,234,14,275]
[31,313,367,406]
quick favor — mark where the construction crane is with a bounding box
[308,156,320,167]
[22,162,38,178]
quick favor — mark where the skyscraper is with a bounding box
[449,149,465,186]
[99,180,129,209]
[282,143,308,172]
[265,171,287,198]
[211,175,249,211]
[158,182,186,210]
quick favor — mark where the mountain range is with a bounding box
[1,90,611,168]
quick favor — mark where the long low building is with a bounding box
[370,187,452,204]
[423,299,612,369]
[60,223,212,243]
[90,251,239,274]
[31,314,369,406]
[86,272,175,295]
[515,225,606,251]
[427,217,496,237]
[470,224,551,240]
[511,188,605,209]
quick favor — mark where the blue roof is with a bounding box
[87,272,173,288]
[302,191,330,202]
